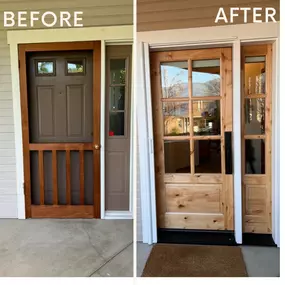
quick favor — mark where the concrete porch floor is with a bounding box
[137,243,280,277]
[0,219,133,277]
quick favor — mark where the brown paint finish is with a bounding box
[18,42,101,218]
[105,45,132,211]
[151,47,234,231]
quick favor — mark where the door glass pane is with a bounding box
[109,112,124,136]
[110,59,126,84]
[110,86,125,111]
[245,57,266,95]
[245,98,265,135]
[160,62,188,98]
[164,140,190,173]
[192,59,220,97]
[192,100,220,136]
[194,140,221,173]
[163,102,189,136]
[67,59,84,74]
[245,139,265,174]
[37,61,54,75]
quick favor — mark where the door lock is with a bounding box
[94,144,101,150]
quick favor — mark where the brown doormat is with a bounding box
[142,244,248,277]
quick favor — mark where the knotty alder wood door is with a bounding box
[241,45,272,233]
[150,48,234,231]
[19,42,101,218]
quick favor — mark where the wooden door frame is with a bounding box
[18,41,101,218]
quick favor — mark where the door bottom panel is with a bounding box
[31,205,94,218]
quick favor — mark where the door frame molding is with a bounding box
[137,22,279,246]
[7,25,133,219]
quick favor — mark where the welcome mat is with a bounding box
[142,244,248,277]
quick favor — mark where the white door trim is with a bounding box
[137,22,279,245]
[7,25,133,219]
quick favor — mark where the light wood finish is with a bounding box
[165,213,224,230]
[18,42,101,218]
[166,184,221,213]
[137,0,279,32]
[151,47,233,231]
[31,205,94,218]
[241,44,272,233]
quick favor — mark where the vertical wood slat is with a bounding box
[80,150,85,205]
[66,150,71,205]
[52,150,58,205]
[38,150,44,205]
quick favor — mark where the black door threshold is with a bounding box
[242,233,276,247]
[157,229,237,246]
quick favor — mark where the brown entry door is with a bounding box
[151,48,234,231]
[24,48,100,218]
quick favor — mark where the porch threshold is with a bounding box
[157,229,237,246]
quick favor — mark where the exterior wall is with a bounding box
[0,0,133,218]
[137,0,279,32]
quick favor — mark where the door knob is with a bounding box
[94,144,101,150]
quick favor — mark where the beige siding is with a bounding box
[137,0,279,32]
[0,0,132,218]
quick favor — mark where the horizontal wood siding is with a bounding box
[137,0,279,32]
[0,0,132,218]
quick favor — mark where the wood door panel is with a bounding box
[165,213,224,230]
[165,174,222,184]
[165,184,221,213]
[151,47,233,232]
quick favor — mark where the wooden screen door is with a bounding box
[19,42,101,218]
[241,45,272,234]
[150,47,234,231]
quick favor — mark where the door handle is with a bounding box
[94,144,101,150]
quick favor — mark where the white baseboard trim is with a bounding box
[104,211,133,219]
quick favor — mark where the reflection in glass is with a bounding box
[192,100,220,136]
[160,62,188,98]
[192,59,220,97]
[67,59,84,73]
[245,58,266,95]
[37,61,54,75]
[194,140,221,173]
[164,141,190,173]
[245,139,265,174]
[109,112,124,136]
[163,102,189,136]
[245,98,265,135]
[110,59,126,84]
[110,86,125,111]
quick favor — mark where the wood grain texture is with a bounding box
[165,184,221,213]
[31,205,94,218]
[29,143,93,150]
[165,213,224,230]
